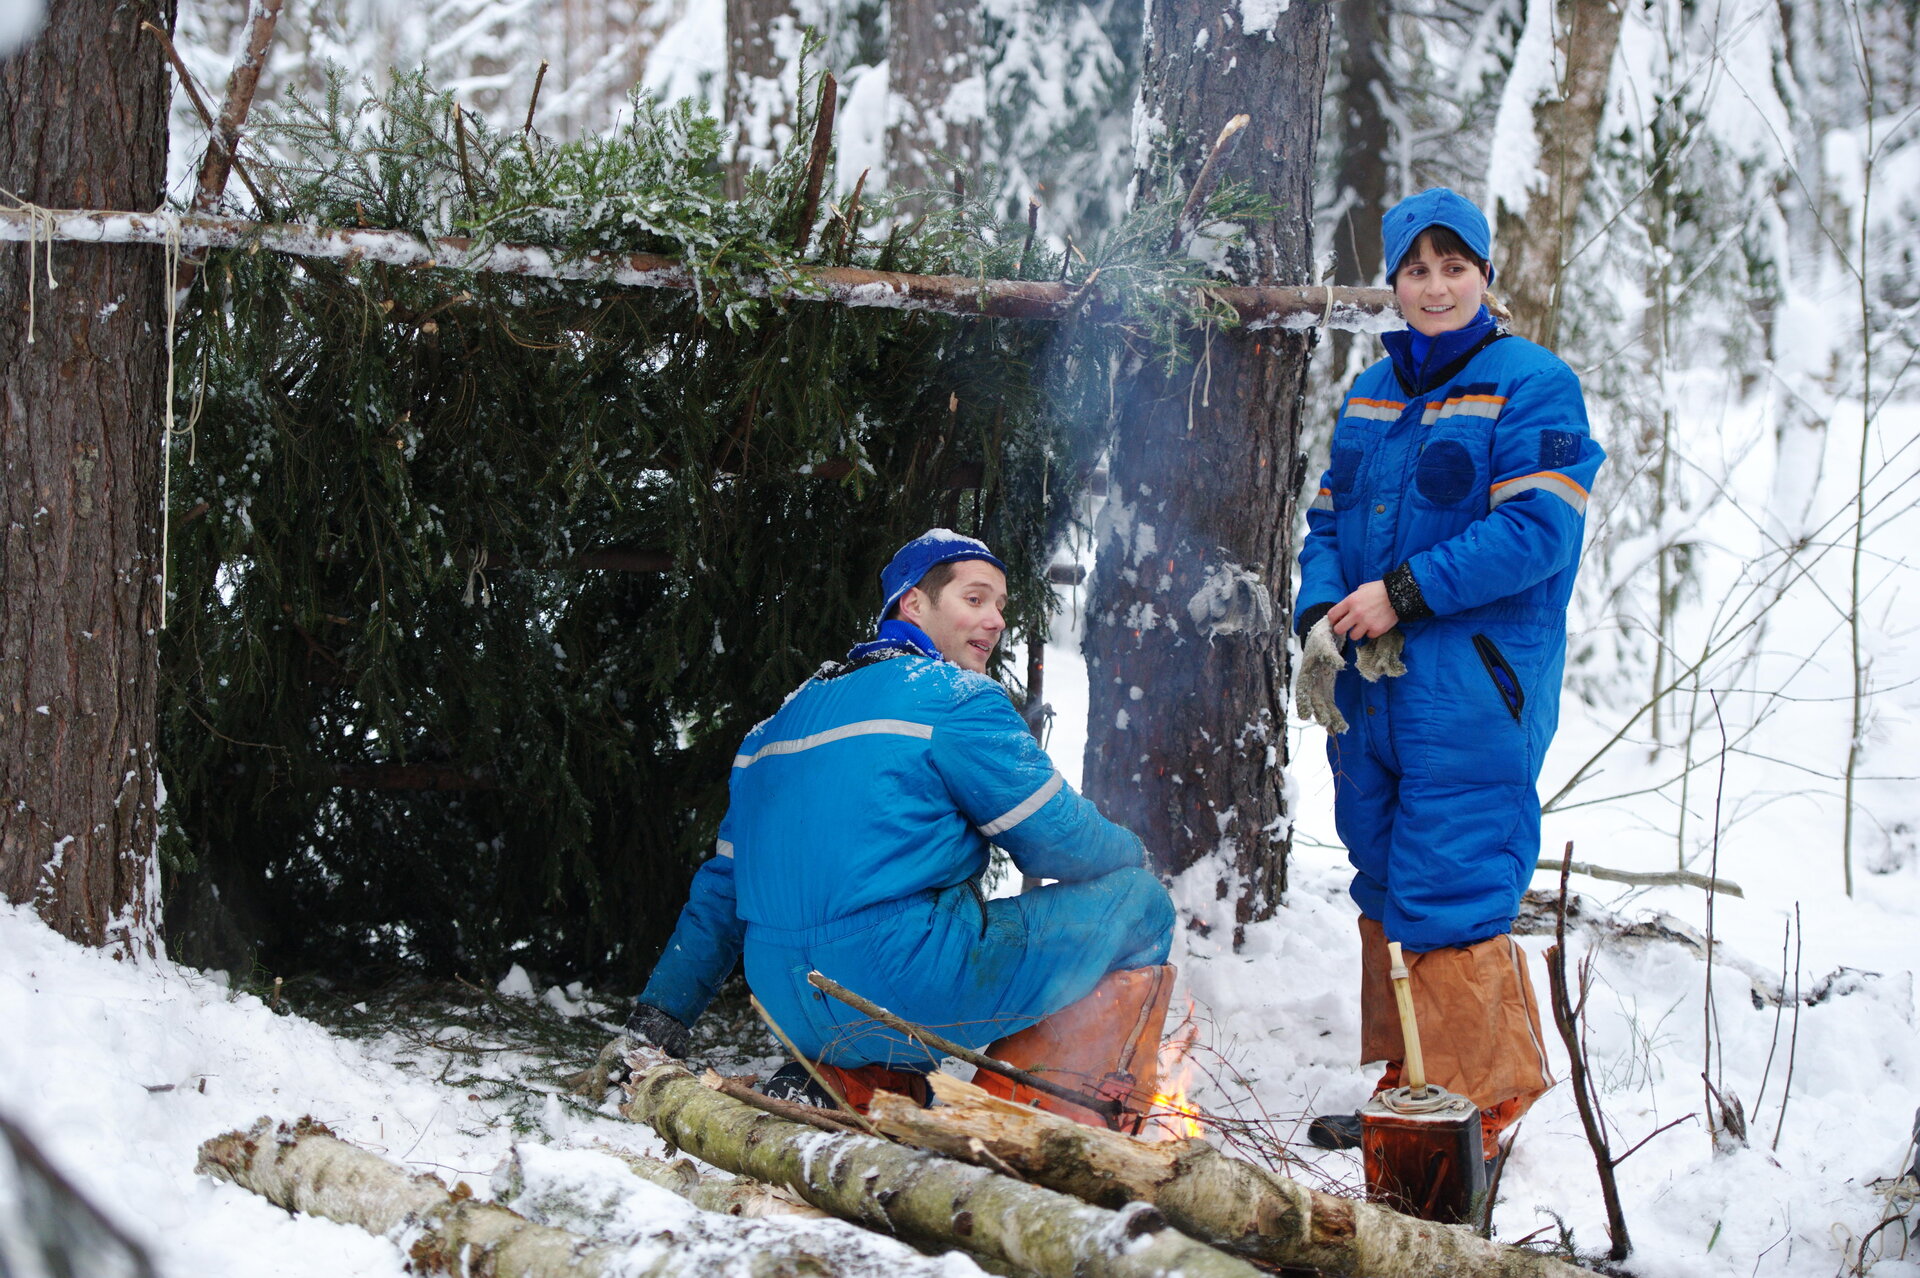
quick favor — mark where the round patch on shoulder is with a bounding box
[1416,439,1476,506]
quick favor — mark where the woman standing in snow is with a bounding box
[1293,188,1605,1165]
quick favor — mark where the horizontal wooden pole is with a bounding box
[0,205,1402,332]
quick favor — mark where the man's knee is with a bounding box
[1101,864,1174,965]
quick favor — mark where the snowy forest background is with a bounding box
[4,0,1920,1274]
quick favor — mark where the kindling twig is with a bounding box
[1547,843,1632,1261]
[700,1069,866,1135]
[805,970,1125,1120]
[747,994,881,1136]
[1168,114,1250,256]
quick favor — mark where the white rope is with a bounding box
[159,210,186,630]
[1,190,60,344]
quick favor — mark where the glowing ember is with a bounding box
[1144,1001,1206,1141]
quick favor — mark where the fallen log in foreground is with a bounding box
[197,1116,904,1276]
[582,1145,829,1219]
[622,1049,1265,1278]
[197,1116,643,1276]
[871,1074,1595,1278]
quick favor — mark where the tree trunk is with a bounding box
[724,0,803,198]
[871,1075,1597,1278]
[197,1118,844,1277]
[1082,0,1331,940]
[1488,0,1624,349]
[622,1052,1268,1278]
[886,0,983,213]
[0,0,169,955]
[1329,0,1392,373]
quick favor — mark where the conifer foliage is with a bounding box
[158,70,1091,984]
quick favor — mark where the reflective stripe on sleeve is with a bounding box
[977,771,1065,837]
[1488,470,1589,515]
[734,718,934,769]
[1309,487,1334,512]
[715,839,734,858]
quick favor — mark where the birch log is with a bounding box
[198,1117,846,1277]
[870,1075,1596,1278]
[622,1051,1265,1278]
[0,205,1398,332]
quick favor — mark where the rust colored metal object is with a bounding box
[1361,1087,1485,1223]
[1361,941,1485,1223]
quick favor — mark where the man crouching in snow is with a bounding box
[612,529,1175,1115]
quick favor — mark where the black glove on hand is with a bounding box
[624,1001,693,1060]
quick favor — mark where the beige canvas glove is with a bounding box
[1295,616,1349,734]
[1356,627,1407,682]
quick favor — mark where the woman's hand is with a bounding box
[1327,581,1399,640]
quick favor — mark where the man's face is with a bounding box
[1393,236,1489,337]
[900,560,1008,673]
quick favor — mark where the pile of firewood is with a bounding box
[196,1045,1597,1277]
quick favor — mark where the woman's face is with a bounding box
[1393,236,1489,338]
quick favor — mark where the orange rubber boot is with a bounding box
[974,965,1175,1132]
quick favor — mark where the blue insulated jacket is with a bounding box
[1296,310,1605,950]
[638,646,1147,1038]
[1299,311,1604,626]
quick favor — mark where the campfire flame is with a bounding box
[1144,1001,1205,1141]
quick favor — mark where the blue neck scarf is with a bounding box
[1382,306,1498,396]
[844,618,944,665]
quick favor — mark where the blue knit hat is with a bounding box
[1382,188,1495,283]
[879,529,1007,622]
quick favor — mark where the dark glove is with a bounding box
[624,1001,692,1059]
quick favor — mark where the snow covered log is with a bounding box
[0,205,1399,332]
[869,1075,1595,1278]
[196,1116,848,1276]
[621,1051,1267,1278]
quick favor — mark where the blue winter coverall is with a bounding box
[637,622,1174,1068]
[1297,307,1605,953]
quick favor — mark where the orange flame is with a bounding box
[1144,1001,1205,1141]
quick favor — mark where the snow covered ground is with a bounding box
[5,405,1919,1275]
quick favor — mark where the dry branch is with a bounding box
[0,206,1399,331]
[1536,855,1742,898]
[621,1050,1266,1278]
[192,0,282,214]
[869,1073,1596,1278]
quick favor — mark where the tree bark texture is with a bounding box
[622,1053,1267,1278]
[0,0,170,954]
[197,1117,840,1277]
[871,1074,1596,1278]
[724,0,802,199]
[1329,0,1392,371]
[1490,0,1624,349]
[586,1146,831,1219]
[1083,0,1332,937]
[886,0,983,213]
